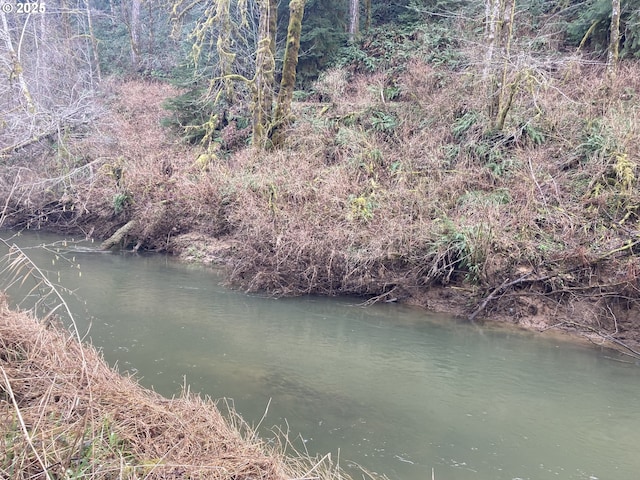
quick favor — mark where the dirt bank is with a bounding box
[0,295,342,479]
[2,63,640,357]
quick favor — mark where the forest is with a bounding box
[2,0,640,353]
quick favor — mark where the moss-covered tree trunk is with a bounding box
[262,0,277,127]
[493,0,516,131]
[217,0,235,101]
[607,0,621,81]
[364,0,371,32]
[483,0,517,131]
[252,0,277,148]
[483,0,501,121]
[271,0,306,148]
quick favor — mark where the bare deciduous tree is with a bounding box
[0,9,36,113]
[1,3,100,156]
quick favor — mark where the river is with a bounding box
[2,231,639,480]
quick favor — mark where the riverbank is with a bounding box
[0,295,343,479]
[2,56,640,356]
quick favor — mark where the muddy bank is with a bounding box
[2,69,640,357]
[0,295,343,479]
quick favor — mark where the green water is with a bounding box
[2,232,640,480]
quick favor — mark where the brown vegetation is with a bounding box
[0,295,343,479]
[2,56,640,355]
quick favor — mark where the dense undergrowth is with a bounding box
[2,21,640,353]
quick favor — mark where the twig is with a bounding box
[540,321,567,332]
[597,239,640,260]
[0,171,21,228]
[253,397,272,439]
[359,286,398,306]
[528,156,547,208]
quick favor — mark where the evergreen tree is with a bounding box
[294,0,348,85]
[567,0,640,58]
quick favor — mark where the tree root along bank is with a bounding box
[0,296,344,479]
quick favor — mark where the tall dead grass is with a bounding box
[0,294,353,479]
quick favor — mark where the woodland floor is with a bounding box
[2,61,640,358]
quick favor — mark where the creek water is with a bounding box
[2,232,640,480]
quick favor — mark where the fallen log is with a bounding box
[100,220,137,250]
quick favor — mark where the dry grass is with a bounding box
[2,50,640,347]
[0,294,353,479]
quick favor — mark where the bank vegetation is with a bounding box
[2,2,640,356]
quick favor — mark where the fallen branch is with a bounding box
[555,321,640,360]
[468,274,531,322]
[359,286,399,306]
[101,220,137,250]
[469,237,640,322]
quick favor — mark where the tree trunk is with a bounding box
[61,0,72,40]
[349,0,359,42]
[252,0,277,148]
[147,0,156,57]
[268,0,277,57]
[364,0,371,32]
[0,10,36,113]
[607,0,621,81]
[217,0,235,100]
[101,220,137,250]
[129,0,142,70]
[494,0,516,130]
[483,0,517,131]
[263,0,278,123]
[484,0,501,121]
[271,0,306,148]
[85,0,102,82]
